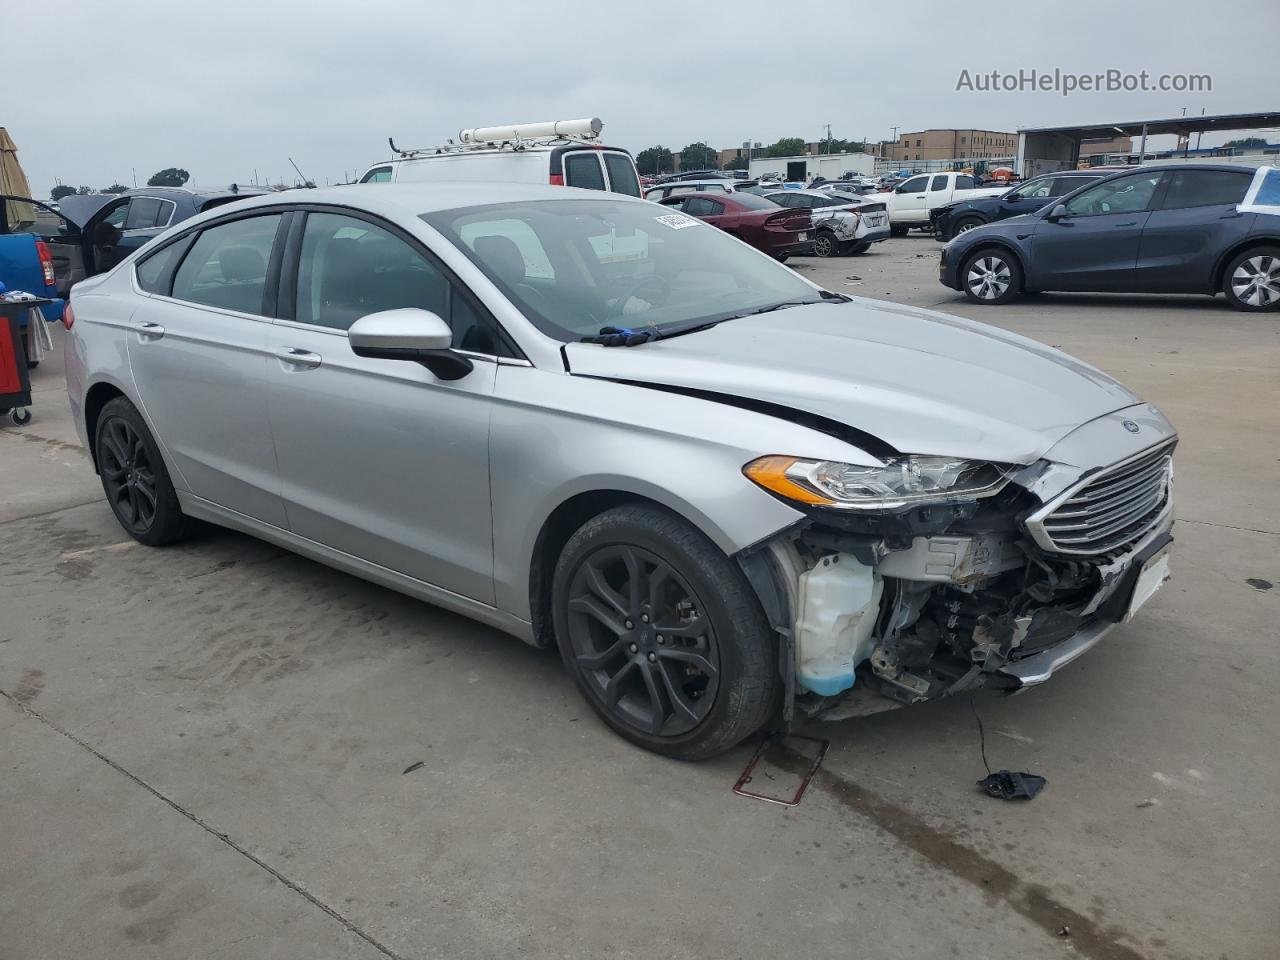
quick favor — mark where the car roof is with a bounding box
[187,182,647,219]
[127,186,266,200]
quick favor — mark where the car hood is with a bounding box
[563,298,1140,465]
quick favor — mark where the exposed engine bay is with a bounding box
[746,448,1175,721]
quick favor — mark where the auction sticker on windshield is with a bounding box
[653,214,700,230]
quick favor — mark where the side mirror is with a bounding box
[348,308,473,381]
[1046,203,1069,222]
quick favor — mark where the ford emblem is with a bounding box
[1122,419,1140,434]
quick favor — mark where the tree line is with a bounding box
[634,137,870,175]
[50,167,190,201]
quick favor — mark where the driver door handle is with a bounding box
[276,347,322,370]
[134,321,165,340]
[1114,221,1137,227]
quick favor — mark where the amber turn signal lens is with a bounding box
[742,456,834,506]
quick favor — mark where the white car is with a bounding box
[358,117,641,198]
[864,171,1006,235]
[762,189,890,257]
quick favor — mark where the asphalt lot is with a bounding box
[2,235,1278,960]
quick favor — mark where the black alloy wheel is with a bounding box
[564,543,719,737]
[552,505,778,759]
[99,415,159,535]
[95,397,193,545]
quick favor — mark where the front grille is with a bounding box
[1033,442,1174,555]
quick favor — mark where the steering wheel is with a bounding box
[606,274,670,320]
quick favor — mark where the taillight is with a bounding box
[549,173,565,186]
[62,302,75,331]
[35,240,55,287]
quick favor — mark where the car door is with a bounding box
[126,211,289,527]
[893,175,931,221]
[265,208,504,603]
[924,174,952,218]
[1133,168,1256,292]
[1027,171,1165,291]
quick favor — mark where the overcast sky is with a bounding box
[7,0,1279,198]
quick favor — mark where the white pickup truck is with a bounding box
[866,172,1006,235]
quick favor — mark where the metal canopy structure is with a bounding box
[1016,111,1280,177]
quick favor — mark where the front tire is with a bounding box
[952,216,984,239]
[1223,246,1280,311]
[95,397,194,546]
[551,505,778,760]
[962,247,1023,305]
[848,240,872,254]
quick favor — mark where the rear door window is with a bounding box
[684,197,723,217]
[602,153,641,197]
[1159,170,1253,209]
[124,197,166,230]
[930,175,949,191]
[955,175,976,189]
[564,153,606,191]
[171,214,283,315]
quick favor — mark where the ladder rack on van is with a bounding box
[388,117,603,159]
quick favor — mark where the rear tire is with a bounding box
[1223,246,1280,311]
[551,504,778,760]
[812,230,839,258]
[962,247,1023,305]
[95,397,194,546]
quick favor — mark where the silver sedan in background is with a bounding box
[64,183,1176,759]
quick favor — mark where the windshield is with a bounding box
[424,198,822,342]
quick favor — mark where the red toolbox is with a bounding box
[1,299,50,426]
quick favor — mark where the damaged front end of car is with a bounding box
[739,429,1177,723]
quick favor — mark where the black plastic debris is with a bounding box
[978,770,1047,801]
[402,761,425,775]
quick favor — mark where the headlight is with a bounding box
[743,455,1012,511]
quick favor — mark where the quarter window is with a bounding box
[1159,170,1252,209]
[135,240,187,294]
[171,214,282,315]
[360,166,393,183]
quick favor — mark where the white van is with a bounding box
[358,118,642,197]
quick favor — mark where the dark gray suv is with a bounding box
[939,164,1280,311]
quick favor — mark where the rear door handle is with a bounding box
[1114,221,1137,227]
[134,321,165,340]
[276,347,322,370]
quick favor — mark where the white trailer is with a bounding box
[748,152,876,182]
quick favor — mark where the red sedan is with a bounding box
[657,192,813,261]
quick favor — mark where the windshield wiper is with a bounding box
[580,325,661,347]
[579,292,850,347]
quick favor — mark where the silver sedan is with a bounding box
[64,183,1176,759]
